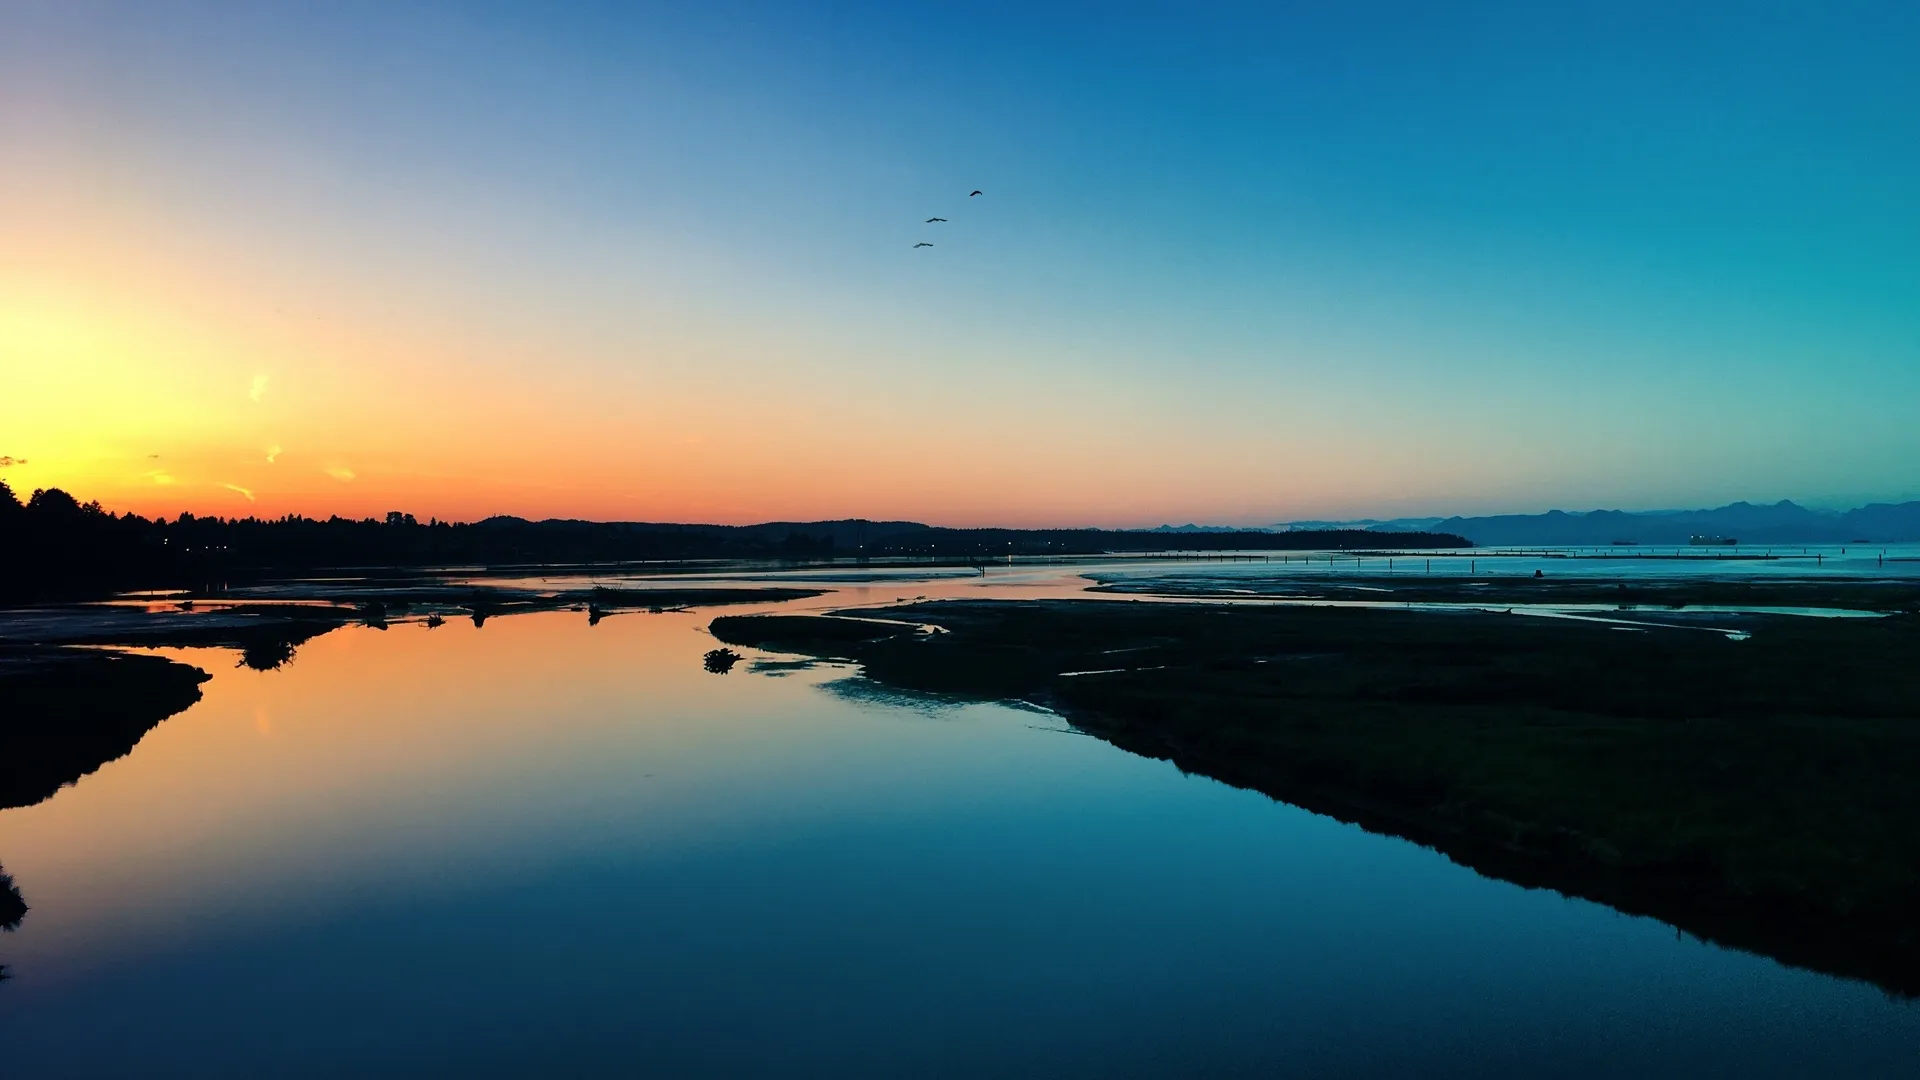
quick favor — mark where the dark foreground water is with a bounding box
[4,596,1920,1076]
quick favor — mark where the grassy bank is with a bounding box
[712,599,1920,995]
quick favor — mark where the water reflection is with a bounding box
[746,657,836,678]
[0,862,23,931]
[1,605,1917,1075]
[2,650,209,811]
[0,860,22,985]
[824,674,982,715]
[238,638,299,671]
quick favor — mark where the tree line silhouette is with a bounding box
[0,480,1468,603]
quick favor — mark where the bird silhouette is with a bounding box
[913,242,933,248]
[925,217,947,223]
[969,190,983,197]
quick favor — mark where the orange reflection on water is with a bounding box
[0,607,890,983]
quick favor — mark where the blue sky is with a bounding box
[4,1,1916,523]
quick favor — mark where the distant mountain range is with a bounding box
[1277,500,1920,546]
[1276,517,1447,533]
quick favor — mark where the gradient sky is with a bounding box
[3,1,1916,526]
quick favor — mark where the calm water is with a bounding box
[1096,542,1920,584]
[4,580,1920,1076]
[465,541,1920,591]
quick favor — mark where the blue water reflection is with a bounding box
[1,608,1916,1076]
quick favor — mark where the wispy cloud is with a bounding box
[0,456,26,468]
[222,483,256,501]
[326,465,356,482]
[249,373,270,403]
[266,444,283,464]
[144,469,176,485]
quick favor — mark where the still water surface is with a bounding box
[4,580,1920,1076]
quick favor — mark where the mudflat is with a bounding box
[712,596,1920,995]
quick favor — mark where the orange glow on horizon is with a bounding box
[3,232,1401,527]
[1,136,1475,528]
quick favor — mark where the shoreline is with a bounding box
[7,571,1918,995]
[712,595,1920,996]
[0,584,828,655]
[0,646,212,812]
[0,581,830,806]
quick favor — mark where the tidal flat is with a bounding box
[5,562,1920,1074]
[713,594,1920,995]
[1089,571,1920,613]
[0,582,825,805]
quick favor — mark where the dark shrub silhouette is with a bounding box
[0,862,24,931]
[238,638,299,671]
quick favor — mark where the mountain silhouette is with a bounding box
[1324,500,1920,546]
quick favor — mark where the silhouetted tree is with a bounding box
[238,639,299,671]
[0,483,1472,606]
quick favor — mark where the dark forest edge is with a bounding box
[0,481,1468,605]
[711,599,1920,997]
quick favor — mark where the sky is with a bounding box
[3,1,1916,526]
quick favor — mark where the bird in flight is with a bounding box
[925,217,947,223]
[969,190,983,197]
[913,242,933,248]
